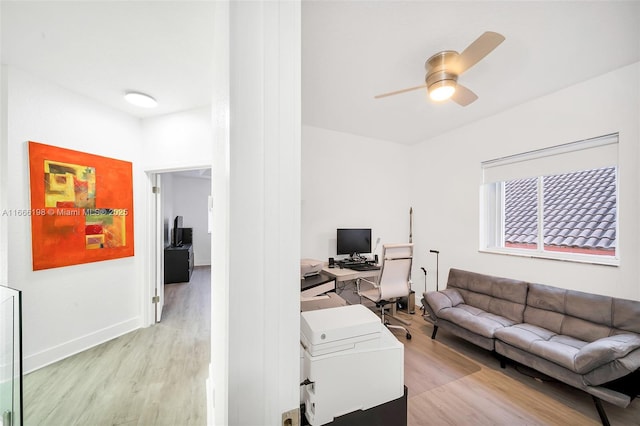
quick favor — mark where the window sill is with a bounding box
[478,248,620,267]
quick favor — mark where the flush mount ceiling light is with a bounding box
[124,91,157,108]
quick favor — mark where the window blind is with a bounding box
[481,133,618,184]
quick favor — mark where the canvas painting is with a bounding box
[28,141,134,270]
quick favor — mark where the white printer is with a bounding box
[300,304,404,425]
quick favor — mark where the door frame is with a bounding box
[145,166,211,326]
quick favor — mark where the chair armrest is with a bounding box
[355,277,378,296]
[359,277,378,288]
[574,334,640,374]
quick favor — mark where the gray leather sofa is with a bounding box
[423,268,640,425]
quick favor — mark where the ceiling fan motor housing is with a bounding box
[425,50,459,89]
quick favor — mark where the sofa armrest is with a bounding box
[425,288,464,316]
[574,334,640,374]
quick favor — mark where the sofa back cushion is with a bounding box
[525,283,640,341]
[447,269,528,323]
[612,298,640,334]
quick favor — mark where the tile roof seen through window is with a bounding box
[504,167,616,254]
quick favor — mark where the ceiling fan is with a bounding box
[375,31,505,106]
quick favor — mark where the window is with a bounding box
[481,134,618,265]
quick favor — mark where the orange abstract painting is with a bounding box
[28,141,134,270]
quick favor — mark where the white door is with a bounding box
[152,173,164,322]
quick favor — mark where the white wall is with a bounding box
[141,106,213,171]
[171,174,211,266]
[301,65,639,301]
[4,67,146,372]
[1,65,8,285]
[2,68,217,374]
[210,1,230,422]
[410,62,640,300]
[212,1,301,424]
[302,126,412,261]
[141,106,213,268]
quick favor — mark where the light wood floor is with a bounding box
[337,282,640,426]
[23,275,639,425]
[23,266,211,426]
[397,307,640,426]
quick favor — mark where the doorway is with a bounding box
[147,167,212,323]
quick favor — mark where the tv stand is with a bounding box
[164,243,194,284]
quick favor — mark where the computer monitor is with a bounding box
[336,228,372,256]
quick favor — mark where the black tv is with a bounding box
[172,216,184,247]
[337,228,372,256]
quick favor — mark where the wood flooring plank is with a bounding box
[23,266,211,426]
[401,309,640,426]
[22,274,640,425]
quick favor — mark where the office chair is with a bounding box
[356,243,413,339]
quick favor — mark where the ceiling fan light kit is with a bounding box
[375,31,505,106]
[428,80,456,101]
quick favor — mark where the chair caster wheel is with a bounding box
[406,333,412,340]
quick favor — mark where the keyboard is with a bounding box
[344,263,380,271]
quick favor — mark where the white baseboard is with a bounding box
[23,316,141,374]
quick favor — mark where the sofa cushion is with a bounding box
[526,283,565,313]
[574,334,640,374]
[495,323,557,348]
[613,299,640,334]
[565,289,613,326]
[524,306,565,335]
[562,315,613,342]
[437,304,516,339]
[516,283,616,338]
[526,283,640,342]
[496,325,640,374]
[458,290,492,312]
[495,324,588,372]
[448,269,528,304]
[447,269,528,323]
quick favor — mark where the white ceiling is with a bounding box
[2,1,639,145]
[302,1,640,144]
[1,1,215,118]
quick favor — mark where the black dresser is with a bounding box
[164,243,194,284]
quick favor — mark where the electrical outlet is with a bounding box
[282,407,299,426]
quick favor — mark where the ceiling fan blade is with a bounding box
[374,84,427,99]
[451,83,478,106]
[455,31,505,74]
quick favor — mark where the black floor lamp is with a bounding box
[429,249,440,291]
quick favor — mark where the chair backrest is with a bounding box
[378,243,413,300]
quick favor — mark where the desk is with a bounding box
[300,293,347,312]
[322,265,380,283]
[300,272,345,312]
[301,272,336,297]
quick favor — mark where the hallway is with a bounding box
[23,266,211,426]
